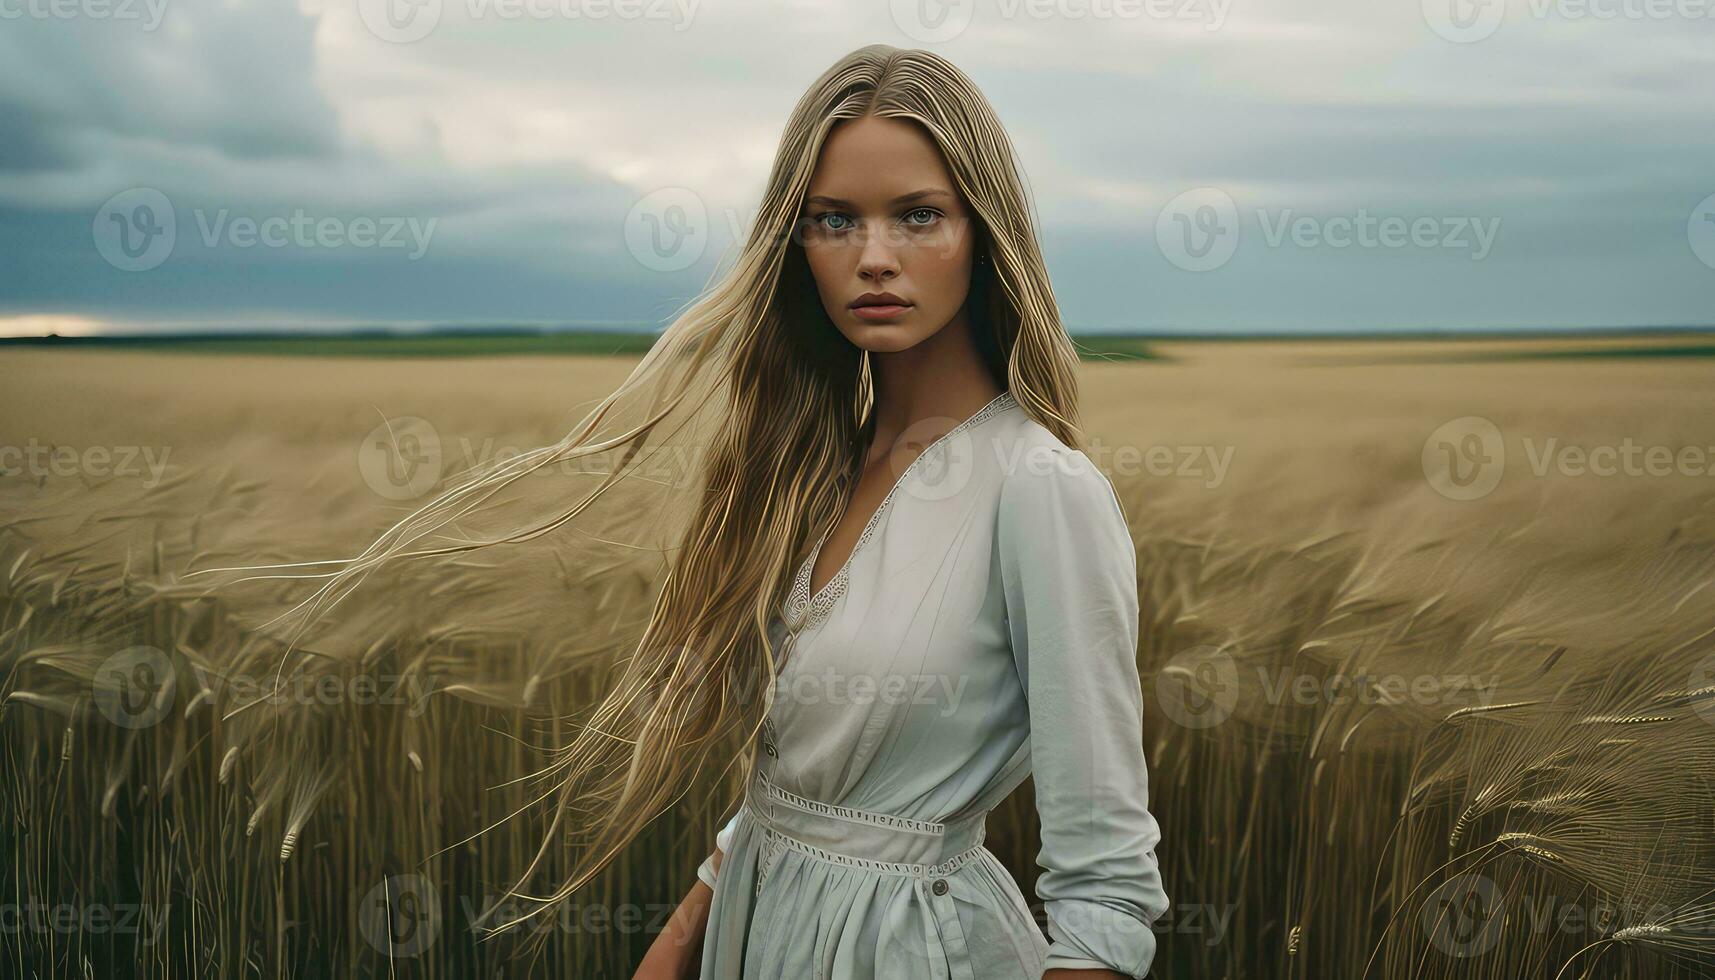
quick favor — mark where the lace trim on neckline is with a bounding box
[780,390,1018,634]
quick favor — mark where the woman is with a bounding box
[221,42,1168,980]
[628,46,1171,979]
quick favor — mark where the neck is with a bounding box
[864,312,1003,463]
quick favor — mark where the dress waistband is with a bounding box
[742,767,988,892]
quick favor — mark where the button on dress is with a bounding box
[694,390,1170,979]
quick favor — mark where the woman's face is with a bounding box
[797,115,978,353]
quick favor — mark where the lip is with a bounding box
[849,291,912,321]
[850,291,910,309]
[851,304,911,321]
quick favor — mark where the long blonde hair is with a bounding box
[200,42,1089,929]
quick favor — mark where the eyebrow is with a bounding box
[803,189,956,208]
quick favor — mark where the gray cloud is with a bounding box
[0,0,1711,333]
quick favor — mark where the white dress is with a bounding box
[694,389,1170,979]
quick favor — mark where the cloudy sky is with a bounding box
[1,0,1712,336]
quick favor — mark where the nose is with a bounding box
[856,228,900,282]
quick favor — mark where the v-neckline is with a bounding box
[784,389,1017,631]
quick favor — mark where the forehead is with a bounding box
[805,115,958,207]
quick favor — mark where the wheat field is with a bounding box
[3,335,1714,978]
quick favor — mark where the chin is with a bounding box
[841,322,930,353]
[837,308,938,347]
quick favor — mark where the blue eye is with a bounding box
[903,208,940,225]
[815,213,853,231]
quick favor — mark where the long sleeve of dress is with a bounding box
[695,808,742,890]
[996,446,1171,978]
